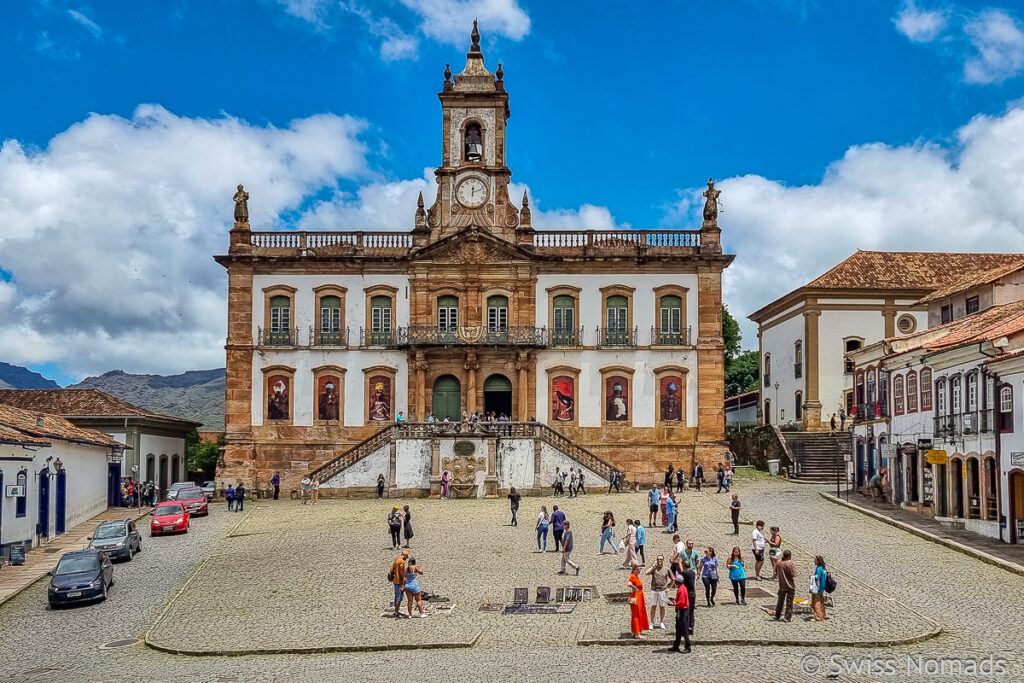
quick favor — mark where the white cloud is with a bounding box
[893,0,948,43]
[664,101,1024,346]
[893,2,1024,84]
[67,8,102,37]
[0,105,371,379]
[964,9,1024,84]
[400,0,530,46]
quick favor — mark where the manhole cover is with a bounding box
[746,587,774,598]
[604,592,631,603]
[99,638,140,649]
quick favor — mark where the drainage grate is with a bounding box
[99,638,140,649]
[746,587,774,598]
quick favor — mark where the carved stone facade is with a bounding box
[214,24,733,492]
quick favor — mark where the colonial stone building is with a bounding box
[215,23,733,495]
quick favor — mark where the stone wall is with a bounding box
[322,444,390,488]
[395,439,432,489]
[497,438,534,489]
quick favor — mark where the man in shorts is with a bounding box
[645,555,673,629]
[752,520,767,580]
[648,484,660,527]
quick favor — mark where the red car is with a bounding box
[176,487,209,517]
[150,502,189,536]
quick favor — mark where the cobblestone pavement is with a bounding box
[3,481,1024,682]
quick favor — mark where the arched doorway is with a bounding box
[1010,471,1024,543]
[950,458,964,518]
[483,374,513,418]
[984,456,998,519]
[39,472,50,539]
[171,455,180,483]
[55,470,67,535]
[146,454,155,484]
[432,375,461,421]
[967,458,981,519]
[159,456,169,499]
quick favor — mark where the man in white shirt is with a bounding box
[752,520,767,580]
[300,475,312,505]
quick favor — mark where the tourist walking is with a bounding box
[550,505,566,553]
[558,521,580,575]
[768,526,783,576]
[664,465,675,494]
[404,558,425,618]
[698,547,719,607]
[388,506,403,550]
[599,512,618,554]
[271,471,281,500]
[716,464,726,493]
[301,475,312,505]
[675,467,686,493]
[752,520,767,580]
[620,519,639,569]
[635,518,647,565]
[627,564,650,638]
[810,555,828,621]
[723,467,733,492]
[830,412,838,434]
[727,547,747,605]
[568,468,578,498]
[440,470,449,499]
[536,506,550,552]
[225,484,235,511]
[235,483,246,512]
[508,487,521,525]
[669,571,692,653]
[665,492,677,532]
[773,549,797,622]
[694,463,704,492]
[552,467,565,497]
[680,539,700,580]
[678,559,696,636]
[389,550,408,616]
[310,477,320,505]
[644,555,672,629]
[659,487,670,527]
[577,470,586,496]
[648,485,660,527]
[729,494,741,534]
[376,473,386,499]
[402,505,414,548]
[608,469,620,495]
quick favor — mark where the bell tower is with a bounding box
[423,20,522,243]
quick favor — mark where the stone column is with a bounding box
[429,439,442,498]
[485,437,498,497]
[882,297,896,338]
[533,438,542,493]
[414,352,427,420]
[465,351,479,415]
[803,308,823,431]
[388,440,397,494]
[516,351,530,420]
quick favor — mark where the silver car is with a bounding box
[88,519,142,561]
[166,481,195,501]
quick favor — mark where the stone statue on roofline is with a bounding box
[233,184,249,224]
[702,177,721,226]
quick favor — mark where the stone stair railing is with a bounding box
[307,425,396,482]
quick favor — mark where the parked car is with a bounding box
[88,519,142,561]
[200,481,216,500]
[150,502,189,535]
[176,487,209,517]
[48,549,113,607]
[166,481,196,501]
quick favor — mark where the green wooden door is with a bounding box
[432,375,461,421]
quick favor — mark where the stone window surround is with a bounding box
[921,367,933,411]
[907,369,919,413]
[894,372,905,416]
[482,286,514,328]
[599,364,635,427]
[1000,383,1014,433]
[262,364,296,424]
[262,284,297,338]
[652,284,688,337]
[600,284,635,332]
[365,284,398,333]
[313,285,347,336]
[459,116,489,166]
[312,365,346,424]
[545,364,580,426]
[546,285,581,336]
[653,364,688,427]
[795,390,803,420]
[363,365,398,425]
[431,286,464,327]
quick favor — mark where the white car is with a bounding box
[166,481,195,501]
[200,481,216,500]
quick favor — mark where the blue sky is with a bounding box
[2,0,1024,384]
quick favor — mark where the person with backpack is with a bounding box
[810,555,829,621]
[225,484,235,511]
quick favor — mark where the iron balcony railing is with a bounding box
[392,326,548,347]
[854,402,889,422]
[933,410,995,439]
[309,327,350,347]
[650,326,692,346]
[596,327,637,347]
[359,328,396,347]
[550,327,584,348]
[257,327,300,346]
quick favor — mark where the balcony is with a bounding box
[650,327,692,346]
[310,327,350,347]
[933,410,995,440]
[529,229,702,259]
[249,231,413,258]
[257,327,299,346]
[359,329,396,347]
[854,402,889,422]
[597,327,637,348]
[551,327,584,348]
[385,326,549,347]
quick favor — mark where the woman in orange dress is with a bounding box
[628,564,651,638]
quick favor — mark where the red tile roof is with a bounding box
[806,251,1024,291]
[0,389,199,428]
[0,403,124,449]
[876,300,1024,360]
[0,425,51,447]
[917,258,1024,304]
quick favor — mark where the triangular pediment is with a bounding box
[410,226,531,264]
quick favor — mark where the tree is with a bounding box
[723,305,759,397]
[186,429,221,477]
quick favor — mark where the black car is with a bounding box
[88,519,142,561]
[48,549,114,607]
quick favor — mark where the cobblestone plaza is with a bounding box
[3,478,1024,681]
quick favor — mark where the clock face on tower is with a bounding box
[455,177,488,208]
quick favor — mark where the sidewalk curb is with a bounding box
[0,508,151,609]
[820,493,1024,579]
[578,624,942,648]
[145,630,482,657]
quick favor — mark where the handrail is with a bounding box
[307,425,395,482]
[250,231,413,251]
[533,422,618,483]
[530,229,701,249]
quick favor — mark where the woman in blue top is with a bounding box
[727,546,747,605]
[697,546,719,607]
[599,511,618,554]
[811,555,828,621]
[404,558,425,618]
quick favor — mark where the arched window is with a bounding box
[867,370,877,405]
[967,373,978,412]
[659,295,682,335]
[907,370,918,413]
[952,376,962,414]
[437,295,459,331]
[16,469,27,517]
[794,391,803,420]
[794,341,803,378]
[855,371,865,406]
[553,294,576,345]
[1000,385,1014,432]
[487,294,508,332]
[314,285,346,346]
[921,368,933,411]
[369,295,393,345]
[763,353,771,387]
[763,399,772,425]
[844,338,863,374]
[464,122,483,162]
[936,378,946,416]
[894,374,905,415]
[606,295,627,331]
[319,295,341,340]
[267,295,292,345]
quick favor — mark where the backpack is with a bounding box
[387,568,395,582]
[824,572,837,593]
